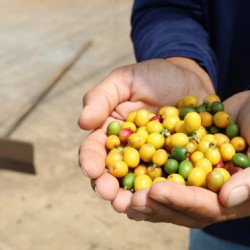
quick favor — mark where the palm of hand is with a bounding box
[79,59,208,130]
[78,59,205,203]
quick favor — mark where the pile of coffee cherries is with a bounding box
[105,94,250,192]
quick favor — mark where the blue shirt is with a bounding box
[131,0,250,246]
[131,0,250,101]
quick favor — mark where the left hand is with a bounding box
[127,90,250,228]
[78,58,213,208]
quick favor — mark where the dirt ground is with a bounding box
[0,1,189,249]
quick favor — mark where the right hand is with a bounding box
[126,91,250,228]
[78,58,214,212]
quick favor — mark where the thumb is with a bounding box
[219,168,250,208]
[236,93,250,146]
[78,66,133,130]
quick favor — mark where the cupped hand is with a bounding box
[127,90,250,228]
[78,58,213,207]
[79,58,213,130]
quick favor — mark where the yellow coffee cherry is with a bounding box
[162,114,180,132]
[203,94,221,107]
[190,151,204,164]
[194,158,212,174]
[170,133,189,147]
[214,133,230,147]
[184,112,201,132]
[213,111,231,128]
[126,111,137,122]
[230,136,247,152]
[220,142,236,162]
[134,109,150,127]
[167,173,185,185]
[182,95,199,108]
[187,167,207,187]
[158,106,179,119]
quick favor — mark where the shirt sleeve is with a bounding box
[131,0,218,87]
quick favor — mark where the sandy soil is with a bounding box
[0,1,189,249]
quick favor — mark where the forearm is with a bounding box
[131,0,218,91]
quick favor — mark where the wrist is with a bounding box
[166,57,215,95]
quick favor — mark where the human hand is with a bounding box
[78,58,214,205]
[79,58,213,130]
[127,90,250,228]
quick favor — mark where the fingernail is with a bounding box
[227,186,249,207]
[132,206,153,214]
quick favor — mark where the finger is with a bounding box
[235,93,250,145]
[127,188,204,227]
[219,168,250,210]
[111,188,133,213]
[148,181,250,223]
[78,66,133,130]
[223,91,249,120]
[147,181,229,222]
[223,91,250,145]
[93,172,120,201]
[79,128,107,179]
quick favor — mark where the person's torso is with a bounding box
[202,0,250,100]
